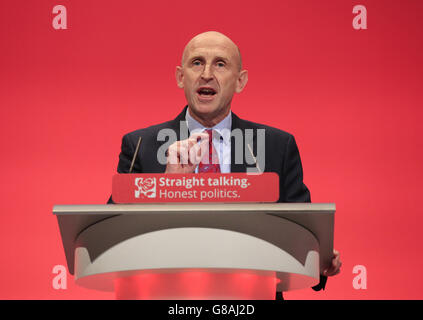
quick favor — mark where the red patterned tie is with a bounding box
[198,129,221,173]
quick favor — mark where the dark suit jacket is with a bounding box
[109,106,327,293]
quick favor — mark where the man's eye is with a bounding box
[217,61,225,67]
[192,60,202,66]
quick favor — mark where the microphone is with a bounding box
[247,143,262,174]
[129,137,142,173]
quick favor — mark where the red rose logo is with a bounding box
[135,177,156,198]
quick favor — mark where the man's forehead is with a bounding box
[186,41,236,58]
[186,45,235,59]
[182,33,240,64]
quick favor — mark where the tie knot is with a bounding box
[204,129,214,144]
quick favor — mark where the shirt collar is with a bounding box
[185,108,232,141]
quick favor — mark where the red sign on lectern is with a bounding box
[112,173,279,203]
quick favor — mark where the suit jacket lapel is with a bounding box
[170,105,189,140]
[231,112,255,173]
[150,106,188,173]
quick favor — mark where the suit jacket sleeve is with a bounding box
[281,134,311,203]
[281,134,328,291]
[107,133,139,204]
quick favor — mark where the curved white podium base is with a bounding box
[74,227,320,298]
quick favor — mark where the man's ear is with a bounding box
[235,70,248,93]
[175,66,184,88]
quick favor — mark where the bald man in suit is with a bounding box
[109,31,341,298]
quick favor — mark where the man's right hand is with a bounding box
[165,132,210,174]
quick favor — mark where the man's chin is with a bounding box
[190,103,219,117]
[188,103,228,126]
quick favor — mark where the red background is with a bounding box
[0,0,422,299]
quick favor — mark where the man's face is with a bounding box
[176,33,248,126]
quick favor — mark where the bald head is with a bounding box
[181,31,243,71]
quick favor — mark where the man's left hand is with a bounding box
[323,249,342,276]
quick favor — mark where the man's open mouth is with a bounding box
[197,87,217,96]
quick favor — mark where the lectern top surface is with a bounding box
[53,203,335,215]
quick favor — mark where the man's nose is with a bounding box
[201,64,214,81]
